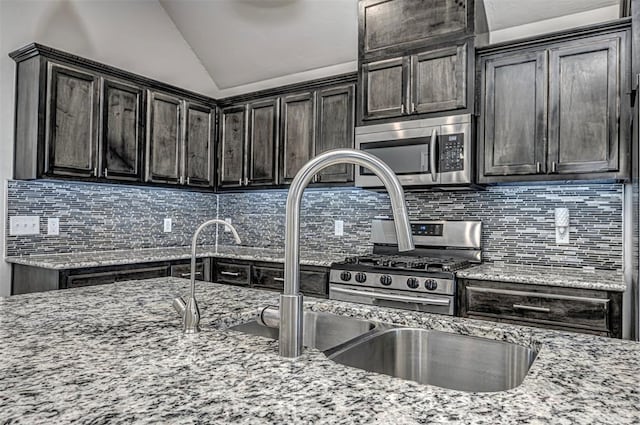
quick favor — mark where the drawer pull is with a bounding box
[220,271,241,277]
[180,272,202,278]
[273,277,285,282]
[513,304,551,313]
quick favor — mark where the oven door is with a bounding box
[355,125,440,187]
[330,284,455,315]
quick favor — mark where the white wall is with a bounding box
[0,0,217,296]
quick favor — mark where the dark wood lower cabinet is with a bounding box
[458,278,622,338]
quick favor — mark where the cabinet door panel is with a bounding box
[185,102,214,187]
[361,0,468,55]
[412,43,466,114]
[219,106,246,188]
[362,57,408,119]
[281,92,315,183]
[47,64,99,177]
[481,51,547,177]
[147,92,181,184]
[102,80,144,181]
[247,99,279,186]
[316,84,355,183]
[548,39,619,174]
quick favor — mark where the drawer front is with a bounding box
[115,266,169,282]
[67,271,118,288]
[215,261,251,286]
[466,286,610,332]
[171,262,205,280]
[67,266,169,288]
[252,266,328,297]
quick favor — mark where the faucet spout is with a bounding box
[280,148,414,357]
[176,219,241,334]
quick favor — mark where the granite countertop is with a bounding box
[4,245,349,269]
[457,263,626,292]
[1,278,639,424]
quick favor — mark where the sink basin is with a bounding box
[328,328,537,392]
[228,311,378,351]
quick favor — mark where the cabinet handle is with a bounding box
[239,179,243,186]
[411,102,416,113]
[93,167,98,177]
[513,304,550,313]
[244,177,250,186]
[429,128,438,183]
[179,176,184,185]
[220,271,241,277]
[104,168,108,178]
[401,104,406,114]
[551,161,557,173]
[536,162,541,173]
[186,177,190,185]
[180,272,202,278]
[273,277,285,282]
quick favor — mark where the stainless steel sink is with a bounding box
[227,311,378,351]
[327,328,537,392]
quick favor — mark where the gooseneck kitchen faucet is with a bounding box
[173,219,242,334]
[280,149,414,358]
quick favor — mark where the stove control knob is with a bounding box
[355,272,367,283]
[406,277,419,289]
[425,279,438,291]
[340,271,352,281]
[380,275,393,286]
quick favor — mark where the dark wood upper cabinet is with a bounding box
[359,0,472,59]
[548,38,620,175]
[218,105,246,188]
[361,57,408,119]
[411,43,467,114]
[316,84,355,183]
[280,92,315,183]
[46,64,99,177]
[146,91,182,184]
[247,98,279,186]
[480,50,547,177]
[184,102,214,187]
[102,79,144,181]
[478,23,630,183]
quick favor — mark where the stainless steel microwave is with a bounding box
[355,114,474,189]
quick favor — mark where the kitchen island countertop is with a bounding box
[1,278,638,424]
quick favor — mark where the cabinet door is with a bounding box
[480,51,547,178]
[147,91,182,184]
[316,84,355,183]
[361,57,409,120]
[360,0,469,57]
[47,64,99,177]
[280,92,315,183]
[548,38,620,174]
[247,98,279,186]
[411,43,467,114]
[219,105,246,188]
[184,102,214,187]
[102,80,144,181]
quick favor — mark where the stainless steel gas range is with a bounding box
[329,220,481,315]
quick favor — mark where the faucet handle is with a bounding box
[172,296,186,318]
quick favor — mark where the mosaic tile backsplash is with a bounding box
[6,180,624,270]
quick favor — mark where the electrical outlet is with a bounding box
[47,218,59,236]
[9,216,40,235]
[164,218,172,233]
[334,220,344,236]
[224,218,232,232]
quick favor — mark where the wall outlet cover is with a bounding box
[334,220,344,236]
[47,218,59,236]
[164,218,172,233]
[9,216,40,236]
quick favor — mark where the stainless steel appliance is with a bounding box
[355,114,476,189]
[329,219,481,315]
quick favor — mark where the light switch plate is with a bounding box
[334,220,344,236]
[10,216,40,235]
[164,218,172,233]
[47,218,59,236]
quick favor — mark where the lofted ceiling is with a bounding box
[158,0,621,96]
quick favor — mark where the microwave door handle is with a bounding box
[430,128,438,182]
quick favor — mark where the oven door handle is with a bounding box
[429,128,438,183]
[331,287,450,306]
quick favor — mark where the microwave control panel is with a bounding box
[440,133,464,172]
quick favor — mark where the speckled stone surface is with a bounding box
[1,278,639,424]
[4,245,348,270]
[457,263,626,292]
